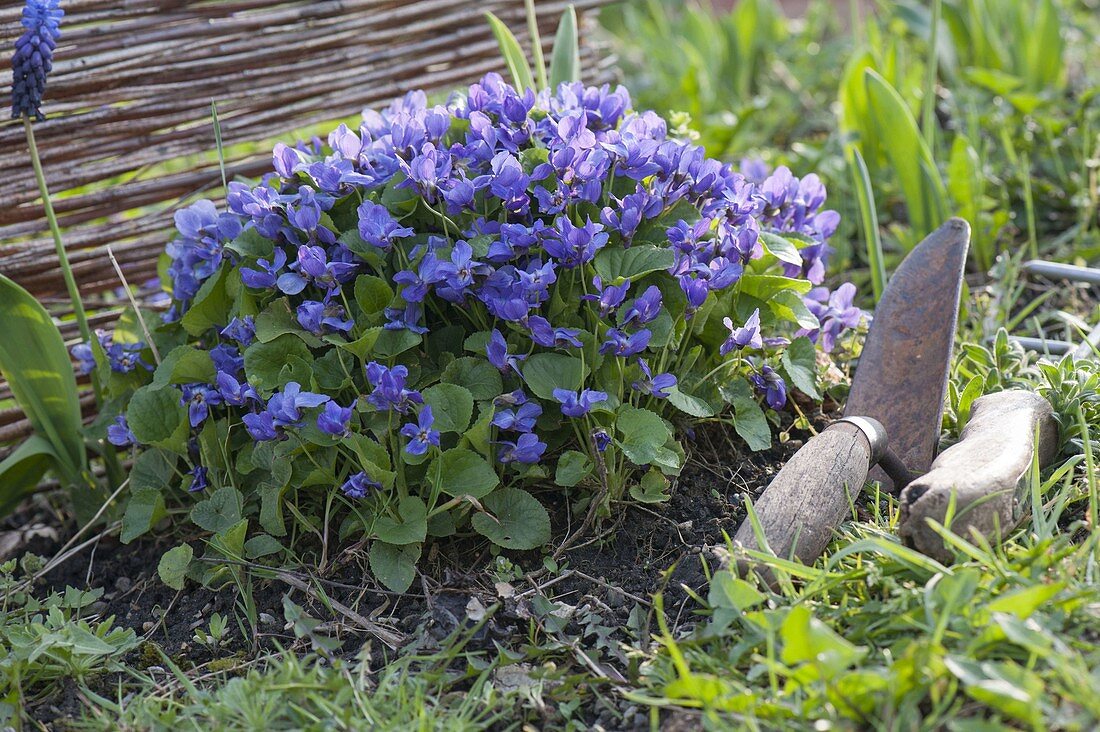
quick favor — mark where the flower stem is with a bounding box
[24,117,94,353]
[24,116,125,489]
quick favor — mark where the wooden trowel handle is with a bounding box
[899,390,1059,562]
[734,420,878,570]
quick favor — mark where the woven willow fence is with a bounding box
[0,0,613,447]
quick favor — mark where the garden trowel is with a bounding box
[733,218,971,570]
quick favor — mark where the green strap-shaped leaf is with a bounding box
[548,5,580,89]
[486,12,535,92]
[0,275,86,484]
[0,435,59,518]
[863,69,947,239]
[845,144,885,302]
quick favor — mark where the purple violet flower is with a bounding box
[240,248,288,290]
[393,248,447,303]
[397,143,453,202]
[599,328,651,357]
[798,283,864,353]
[244,411,279,442]
[631,358,677,399]
[188,465,209,492]
[163,201,241,310]
[435,239,488,303]
[105,341,153,374]
[286,185,328,234]
[181,384,222,428]
[383,302,428,334]
[70,340,97,376]
[486,329,525,373]
[492,401,542,433]
[342,471,382,499]
[365,362,423,413]
[210,343,244,377]
[107,415,136,447]
[357,201,413,250]
[297,299,353,336]
[721,309,763,354]
[516,259,558,305]
[679,275,710,315]
[750,367,788,410]
[600,190,663,242]
[266,382,330,427]
[317,400,353,436]
[493,389,529,407]
[543,217,608,268]
[496,433,546,464]
[475,151,531,213]
[221,316,256,346]
[527,316,583,349]
[277,245,358,295]
[582,276,631,317]
[215,371,258,406]
[400,405,440,455]
[621,285,663,325]
[553,388,608,418]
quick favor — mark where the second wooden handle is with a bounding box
[898,390,1059,562]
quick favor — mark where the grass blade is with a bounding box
[548,5,580,90]
[864,68,947,240]
[838,51,879,162]
[921,0,942,155]
[846,144,886,301]
[485,12,535,92]
[946,134,989,270]
[1078,406,1098,534]
[211,100,228,194]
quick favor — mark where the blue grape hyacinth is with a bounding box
[10,0,63,121]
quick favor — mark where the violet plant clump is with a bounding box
[105,74,861,591]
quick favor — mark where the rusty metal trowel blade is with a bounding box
[844,218,970,487]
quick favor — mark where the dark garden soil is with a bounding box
[7,403,838,728]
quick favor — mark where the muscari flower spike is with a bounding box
[10,0,63,122]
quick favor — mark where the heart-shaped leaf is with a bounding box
[472,488,551,550]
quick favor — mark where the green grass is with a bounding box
[639,532,1100,729]
[76,638,513,731]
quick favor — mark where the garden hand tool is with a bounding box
[897,389,1059,562]
[1008,260,1100,360]
[1021,259,1100,287]
[733,218,970,571]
